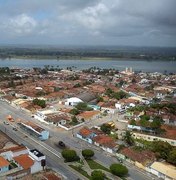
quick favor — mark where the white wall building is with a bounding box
[65,97,83,106]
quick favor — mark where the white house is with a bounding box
[29,149,46,174]
[65,97,83,106]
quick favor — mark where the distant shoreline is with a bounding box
[1,56,175,61]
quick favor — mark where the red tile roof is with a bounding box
[14,154,34,170]
[121,147,155,165]
[0,156,9,167]
[79,127,92,137]
[93,135,116,148]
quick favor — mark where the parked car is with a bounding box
[12,127,18,131]
[4,121,9,125]
[57,141,66,148]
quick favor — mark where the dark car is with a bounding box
[13,127,18,131]
[58,141,66,148]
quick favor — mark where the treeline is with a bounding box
[0,47,176,60]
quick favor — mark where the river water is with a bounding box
[0,58,175,73]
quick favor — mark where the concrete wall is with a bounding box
[76,134,93,144]
[30,161,43,174]
[0,165,9,173]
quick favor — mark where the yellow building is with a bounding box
[150,162,176,180]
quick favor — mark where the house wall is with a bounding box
[40,130,49,140]
[1,151,13,161]
[76,134,93,144]
[135,161,145,170]
[102,146,113,153]
[0,165,9,173]
[29,152,45,162]
[101,107,117,114]
[132,132,176,146]
[30,161,43,174]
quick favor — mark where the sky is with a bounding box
[0,0,176,47]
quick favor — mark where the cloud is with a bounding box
[0,0,175,46]
[1,14,37,36]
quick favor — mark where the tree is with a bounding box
[167,149,176,165]
[105,88,113,96]
[82,149,94,159]
[152,141,173,160]
[70,108,79,115]
[123,131,134,146]
[100,123,112,134]
[75,102,93,111]
[110,163,128,177]
[130,119,136,126]
[33,98,46,108]
[97,96,104,102]
[71,116,78,124]
[131,78,136,83]
[91,170,105,180]
[74,83,81,88]
[62,149,79,162]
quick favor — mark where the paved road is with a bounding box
[0,101,159,180]
[0,121,82,180]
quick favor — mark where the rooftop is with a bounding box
[150,161,176,179]
[121,147,155,165]
[0,156,10,167]
[30,149,44,157]
[14,154,34,170]
[79,127,93,137]
[93,135,117,148]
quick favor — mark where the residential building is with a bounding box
[0,156,9,173]
[149,162,176,180]
[18,122,49,140]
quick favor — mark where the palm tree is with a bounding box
[123,131,134,146]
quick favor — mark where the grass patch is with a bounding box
[86,159,110,172]
[69,165,90,179]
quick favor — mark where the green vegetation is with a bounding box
[1,46,175,61]
[129,103,176,115]
[82,149,94,159]
[70,108,79,115]
[100,123,113,135]
[152,141,172,160]
[97,95,104,102]
[110,163,128,177]
[62,149,79,162]
[86,159,110,172]
[105,88,128,100]
[73,83,81,88]
[134,139,176,166]
[33,98,46,108]
[91,170,106,180]
[71,116,78,124]
[69,165,90,179]
[123,131,134,146]
[75,102,93,111]
[167,149,176,165]
[0,67,10,74]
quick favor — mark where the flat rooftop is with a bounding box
[30,149,44,157]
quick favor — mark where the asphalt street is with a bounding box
[0,101,159,180]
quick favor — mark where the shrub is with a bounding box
[62,149,79,162]
[110,163,128,177]
[82,149,94,159]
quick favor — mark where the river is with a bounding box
[0,58,175,73]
